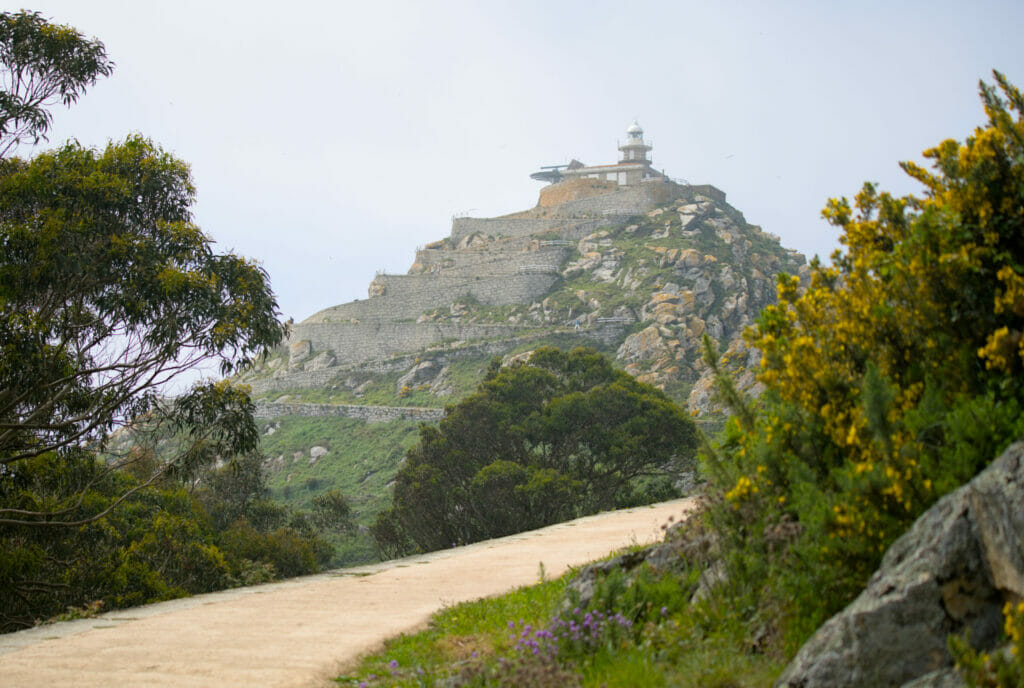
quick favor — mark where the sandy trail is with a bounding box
[0,497,698,688]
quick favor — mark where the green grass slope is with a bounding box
[257,416,423,566]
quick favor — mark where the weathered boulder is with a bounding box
[367,275,386,297]
[775,439,1024,688]
[617,325,667,363]
[428,365,453,397]
[686,375,716,416]
[678,248,703,267]
[288,339,311,368]
[309,446,329,464]
[396,360,439,393]
[564,512,715,612]
[305,351,335,371]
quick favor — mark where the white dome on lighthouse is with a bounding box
[626,120,643,137]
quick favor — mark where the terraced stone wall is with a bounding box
[304,273,560,324]
[254,401,444,423]
[450,217,605,244]
[372,272,561,307]
[291,321,523,366]
[410,246,569,278]
[539,181,686,217]
[534,182,726,220]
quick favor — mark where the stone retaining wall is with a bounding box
[411,246,570,278]
[250,368,340,394]
[254,401,444,423]
[450,217,606,244]
[373,273,560,306]
[450,217,561,244]
[306,273,559,323]
[540,181,684,218]
[248,324,630,395]
[291,321,523,366]
[536,182,726,219]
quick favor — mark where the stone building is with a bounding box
[530,120,668,187]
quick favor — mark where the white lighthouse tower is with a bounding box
[618,120,653,165]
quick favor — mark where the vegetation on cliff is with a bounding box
[236,149,810,562]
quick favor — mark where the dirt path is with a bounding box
[0,497,699,688]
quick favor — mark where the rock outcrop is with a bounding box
[776,439,1024,688]
[563,509,717,612]
[239,178,806,418]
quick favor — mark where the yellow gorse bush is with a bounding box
[713,73,1024,642]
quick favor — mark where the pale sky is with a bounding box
[16,1,1024,323]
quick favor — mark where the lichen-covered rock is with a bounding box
[247,181,807,419]
[395,360,440,393]
[288,340,311,369]
[686,376,716,416]
[617,325,667,363]
[367,275,386,297]
[776,439,1024,688]
[428,366,453,397]
[899,669,965,688]
[305,351,335,371]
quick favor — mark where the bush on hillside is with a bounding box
[372,347,697,556]
[702,70,1024,654]
[0,450,345,632]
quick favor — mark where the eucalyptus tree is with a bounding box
[0,11,286,528]
[0,10,113,157]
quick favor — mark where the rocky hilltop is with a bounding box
[240,175,807,416]
[235,128,810,565]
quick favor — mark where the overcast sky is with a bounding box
[18,0,1024,323]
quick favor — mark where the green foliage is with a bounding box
[310,489,356,534]
[338,576,570,687]
[581,562,701,629]
[0,11,309,630]
[0,11,333,630]
[256,415,424,567]
[0,135,285,483]
[340,543,781,688]
[950,600,1024,687]
[700,71,1024,657]
[372,347,696,555]
[0,11,285,533]
[0,10,113,155]
[259,416,420,513]
[0,448,339,631]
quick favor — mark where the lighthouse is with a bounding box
[618,120,652,164]
[530,121,667,186]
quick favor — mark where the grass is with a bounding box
[336,576,569,686]
[334,543,784,687]
[259,415,424,567]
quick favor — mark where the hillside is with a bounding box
[240,182,806,411]
[235,171,806,561]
